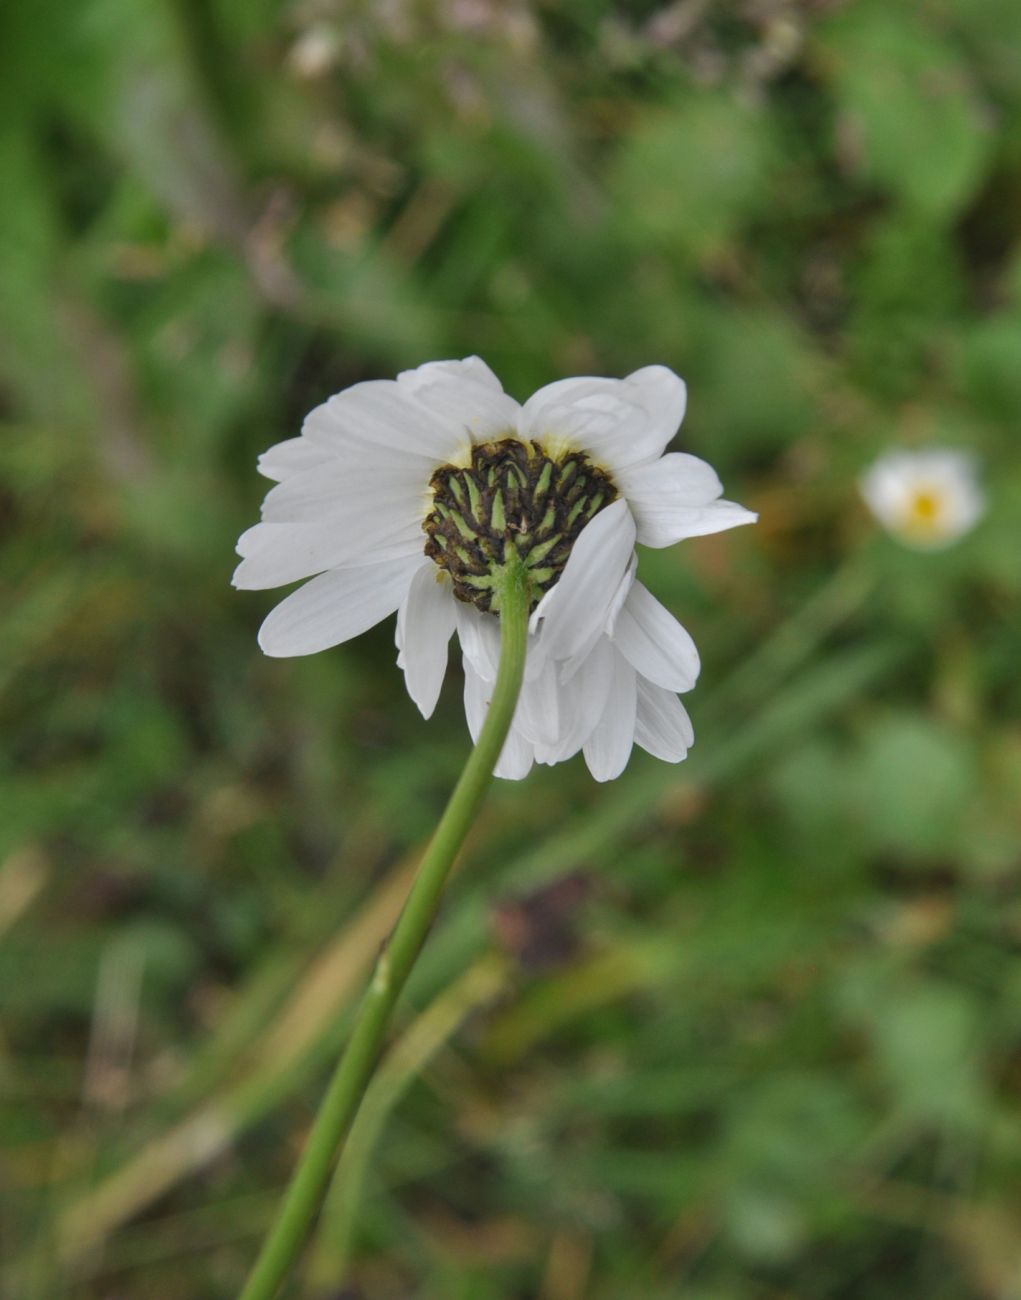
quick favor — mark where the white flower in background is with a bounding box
[235,358,756,780]
[859,448,984,550]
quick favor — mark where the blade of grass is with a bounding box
[305,954,509,1290]
[44,853,418,1272]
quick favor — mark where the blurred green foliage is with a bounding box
[1,1,1020,1297]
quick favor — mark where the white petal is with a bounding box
[522,627,552,683]
[302,380,470,467]
[530,500,636,661]
[625,365,688,450]
[397,564,456,719]
[859,453,905,520]
[556,553,636,683]
[619,453,723,509]
[494,727,535,781]
[462,658,535,781]
[605,553,637,637]
[518,365,686,477]
[398,356,505,393]
[612,581,700,693]
[535,636,614,765]
[944,483,984,535]
[462,658,488,742]
[232,512,424,591]
[455,603,501,682]
[257,437,335,482]
[397,357,520,444]
[409,381,519,447]
[257,555,420,657]
[236,519,278,560]
[617,452,734,546]
[518,379,647,470]
[634,678,694,762]
[582,649,637,782]
[630,496,757,548]
[513,657,561,747]
[260,462,427,524]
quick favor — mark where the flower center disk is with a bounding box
[424,438,618,613]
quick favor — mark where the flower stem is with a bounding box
[239,558,532,1300]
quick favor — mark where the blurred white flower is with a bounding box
[235,358,756,780]
[859,448,984,550]
[286,25,340,80]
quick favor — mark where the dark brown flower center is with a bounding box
[423,439,617,614]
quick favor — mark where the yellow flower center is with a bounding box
[900,486,946,541]
[911,490,940,522]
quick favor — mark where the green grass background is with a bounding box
[2,1,1020,1296]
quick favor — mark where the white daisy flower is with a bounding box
[234,357,756,780]
[859,448,984,550]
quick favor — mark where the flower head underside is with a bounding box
[424,439,618,614]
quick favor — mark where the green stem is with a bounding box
[239,560,532,1300]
